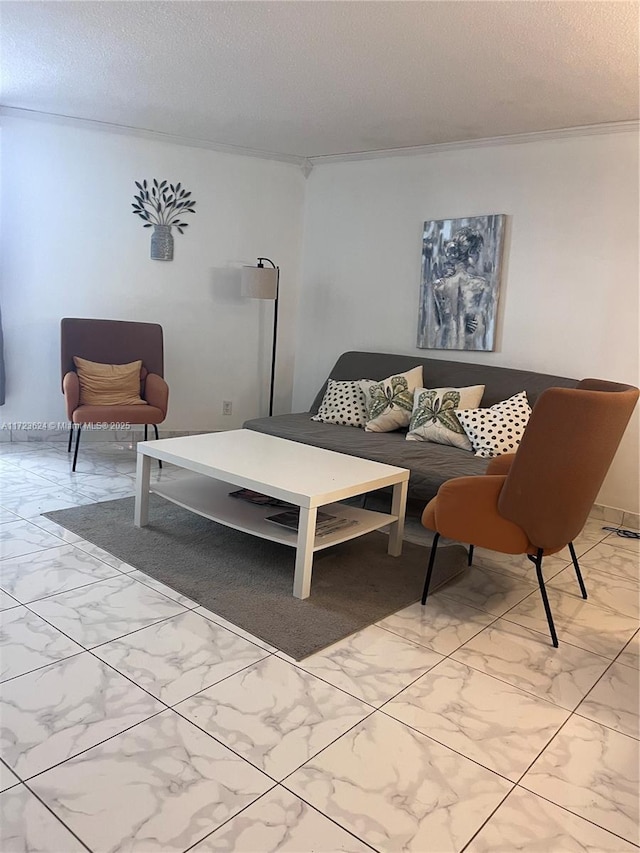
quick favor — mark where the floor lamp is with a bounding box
[241,258,279,416]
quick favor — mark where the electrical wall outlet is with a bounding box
[222,400,232,416]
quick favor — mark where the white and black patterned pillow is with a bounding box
[360,366,423,432]
[311,379,369,428]
[456,391,532,458]
[406,384,485,450]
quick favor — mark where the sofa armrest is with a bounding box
[144,373,169,417]
[62,371,80,421]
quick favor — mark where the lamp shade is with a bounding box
[241,266,278,300]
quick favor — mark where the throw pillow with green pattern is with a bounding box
[406,385,485,450]
[360,366,423,432]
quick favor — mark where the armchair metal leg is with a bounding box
[152,424,162,469]
[421,532,440,605]
[533,548,559,648]
[67,424,74,453]
[140,425,161,468]
[468,544,474,566]
[568,542,588,600]
[72,424,82,472]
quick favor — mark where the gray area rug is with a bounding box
[46,496,466,659]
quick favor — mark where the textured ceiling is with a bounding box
[1,1,638,160]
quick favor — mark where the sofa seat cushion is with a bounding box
[244,413,489,502]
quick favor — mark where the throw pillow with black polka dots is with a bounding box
[311,379,369,428]
[456,391,532,457]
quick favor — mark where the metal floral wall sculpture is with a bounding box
[132,179,197,261]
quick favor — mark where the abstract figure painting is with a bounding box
[417,214,506,351]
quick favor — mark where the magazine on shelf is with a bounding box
[265,509,357,536]
[228,488,292,507]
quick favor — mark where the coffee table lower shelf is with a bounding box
[150,475,397,551]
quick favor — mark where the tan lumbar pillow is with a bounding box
[73,357,146,406]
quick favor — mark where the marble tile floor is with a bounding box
[0,439,638,852]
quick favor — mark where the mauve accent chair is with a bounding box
[420,378,639,647]
[61,318,168,471]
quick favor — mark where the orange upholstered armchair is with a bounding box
[61,318,169,471]
[421,379,639,647]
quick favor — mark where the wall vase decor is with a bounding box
[150,224,174,261]
[417,214,506,351]
[132,179,197,261]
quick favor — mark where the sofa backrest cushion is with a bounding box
[310,351,577,413]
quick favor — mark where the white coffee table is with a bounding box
[134,429,409,599]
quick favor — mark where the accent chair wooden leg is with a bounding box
[67,424,74,453]
[468,544,474,566]
[421,532,440,605]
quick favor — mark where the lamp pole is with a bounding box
[257,257,279,417]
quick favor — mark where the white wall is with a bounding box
[2,119,638,511]
[295,131,640,513]
[0,118,306,431]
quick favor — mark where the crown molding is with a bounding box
[0,106,308,168]
[1,107,635,169]
[306,120,640,165]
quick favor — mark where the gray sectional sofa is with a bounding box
[244,351,577,503]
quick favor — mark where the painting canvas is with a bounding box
[417,214,506,351]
